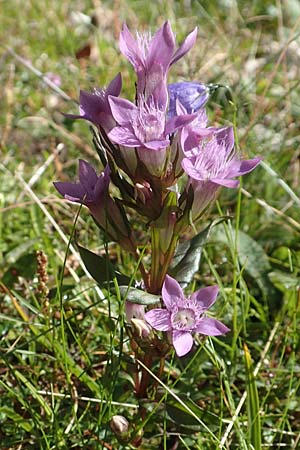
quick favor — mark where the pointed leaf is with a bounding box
[170,218,226,286]
[166,393,219,430]
[119,286,160,306]
[77,243,130,286]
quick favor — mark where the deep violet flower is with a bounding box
[145,275,229,357]
[119,21,197,108]
[65,73,122,133]
[168,82,209,118]
[53,160,130,244]
[108,95,196,177]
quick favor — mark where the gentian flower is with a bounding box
[182,127,261,188]
[181,127,261,220]
[168,82,209,118]
[108,95,196,177]
[119,21,197,109]
[65,73,122,133]
[145,275,229,357]
[54,160,132,247]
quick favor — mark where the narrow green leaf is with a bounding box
[14,370,53,418]
[77,243,130,286]
[166,393,219,431]
[244,343,261,450]
[119,286,160,305]
[0,406,33,432]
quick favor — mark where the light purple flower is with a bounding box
[145,275,229,357]
[119,21,197,108]
[108,95,196,177]
[168,82,209,118]
[65,73,122,132]
[180,127,261,220]
[53,160,130,242]
[182,127,261,188]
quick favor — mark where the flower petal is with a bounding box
[229,158,262,177]
[78,160,98,194]
[170,27,197,66]
[210,177,240,188]
[190,285,219,310]
[165,112,197,136]
[108,126,141,147]
[148,21,175,71]
[144,139,169,150]
[144,309,171,331]
[215,126,234,152]
[53,182,85,202]
[108,96,137,125]
[94,166,110,200]
[119,24,144,71]
[181,157,201,179]
[162,274,184,309]
[168,82,209,116]
[172,331,193,357]
[195,317,230,336]
[106,73,122,97]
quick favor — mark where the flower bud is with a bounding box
[110,415,130,440]
[125,301,145,322]
[131,318,152,339]
[134,182,152,205]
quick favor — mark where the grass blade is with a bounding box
[244,342,261,450]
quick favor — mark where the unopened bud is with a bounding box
[110,415,130,440]
[131,318,152,339]
[135,182,152,205]
[125,301,145,322]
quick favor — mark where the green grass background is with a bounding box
[1,0,300,449]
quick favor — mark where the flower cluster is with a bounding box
[55,21,261,358]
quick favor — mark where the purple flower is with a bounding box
[119,21,197,108]
[182,127,261,188]
[168,82,209,118]
[54,159,109,210]
[53,160,131,244]
[65,73,122,132]
[108,95,196,177]
[181,127,261,220]
[145,275,229,357]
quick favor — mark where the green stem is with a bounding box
[150,225,161,293]
[155,234,179,291]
